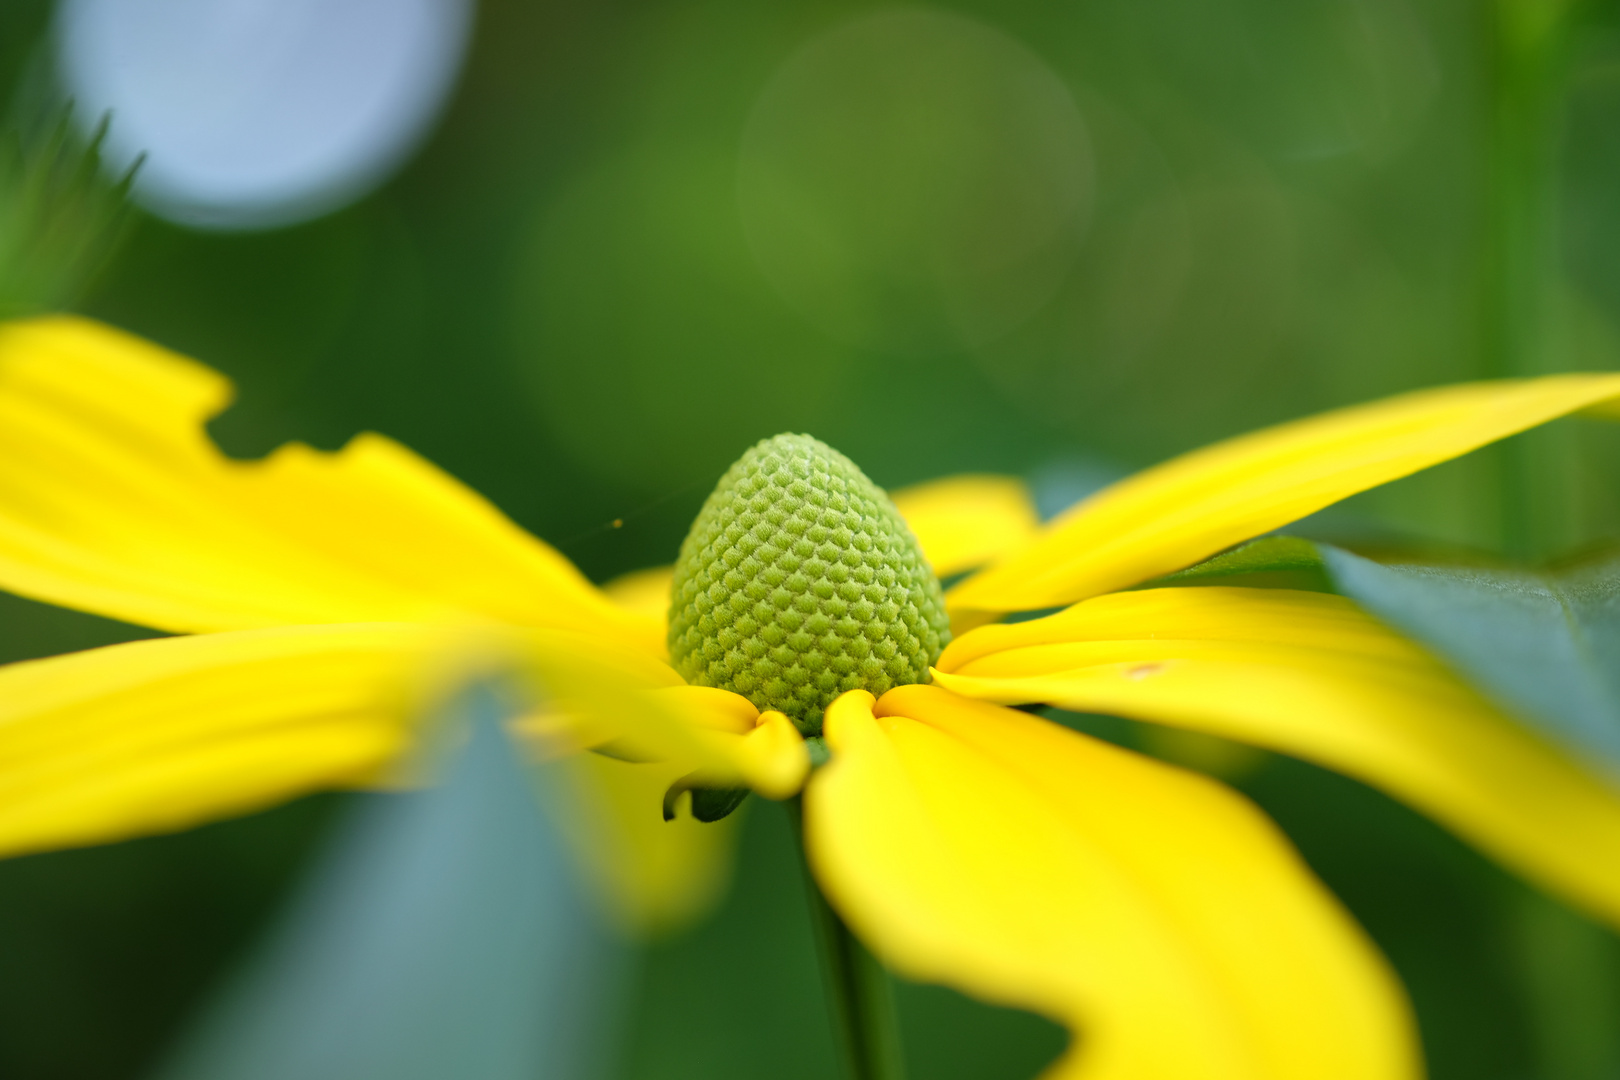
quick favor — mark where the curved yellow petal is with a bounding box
[532,688,801,934]
[936,587,1620,928]
[734,711,812,798]
[0,624,462,858]
[521,678,790,934]
[806,686,1417,1080]
[657,683,761,734]
[540,750,740,938]
[506,648,758,937]
[513,677,808,801]
[0,316,655,653]
[890,474,1040,578]
[948,376,1620,615]
[649,691,809,798]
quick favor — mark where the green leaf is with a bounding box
[1153,535,1332,591]
[1319,545,1620,769]
[1160,535,1326,580]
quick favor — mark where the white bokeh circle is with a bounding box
[55,0,475,229]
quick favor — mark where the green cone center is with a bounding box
[668,434,950,735]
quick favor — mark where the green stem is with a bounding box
[1508,885,1620,1080]
[1484,14,1620,1076]
[786,796,907,1080]
[1483,0,1582,558]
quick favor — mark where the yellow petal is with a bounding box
[936,586,1620,928]
[890,474,1040,578]
[948,376,1620,614]
[0,623,461,858]
[513,673,808,800]
[539,751,740,938]
[531,690,801,934]
[658,683,761,734]
[522,679,791,935]
[649,692,810,799]
[0,620,748,937]
[805,686,1417,1080]
[733,711,812,799]
[0,316,655,653]
[602,565,674,655]
[497,646,759,938]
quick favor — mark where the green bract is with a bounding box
[669,434,949,735]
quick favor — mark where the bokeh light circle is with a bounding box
[55,0,475,230]
[738,9,1093,355]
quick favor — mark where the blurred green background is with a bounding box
[3,0,1620,1077]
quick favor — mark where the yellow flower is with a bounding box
[3,314,1620,1079]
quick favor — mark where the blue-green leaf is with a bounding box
[1319,546,1620,769]
[1161,536,1620,770]
[158,686,625,1080]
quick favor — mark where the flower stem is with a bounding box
[786,796,907,1080]
[1483,0,1581,558]
[1482,13,1620,1075]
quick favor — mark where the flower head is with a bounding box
[4,314,1620,1078]
[670,433,948,733]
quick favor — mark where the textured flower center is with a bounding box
[669,434,950,735]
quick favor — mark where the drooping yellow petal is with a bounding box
[539,751,741,938]
[805,686,1417,1080]
[889,474,1040,577]
[0,621,752,936]
[511,652,773,937]
[935,586,1620,928]
[657,684,760,734]
[0,624,462,858]
[522,681,799,934]
[643,689,810,798]
[0,620,691,856]
[0,316,655,653]
[948,376,1620,614]
[510,663,808,800]
[733,711,812,799]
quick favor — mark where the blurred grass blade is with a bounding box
[1320,545,1620,770]
[0,104,139,317]
[156,685,627,1080]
